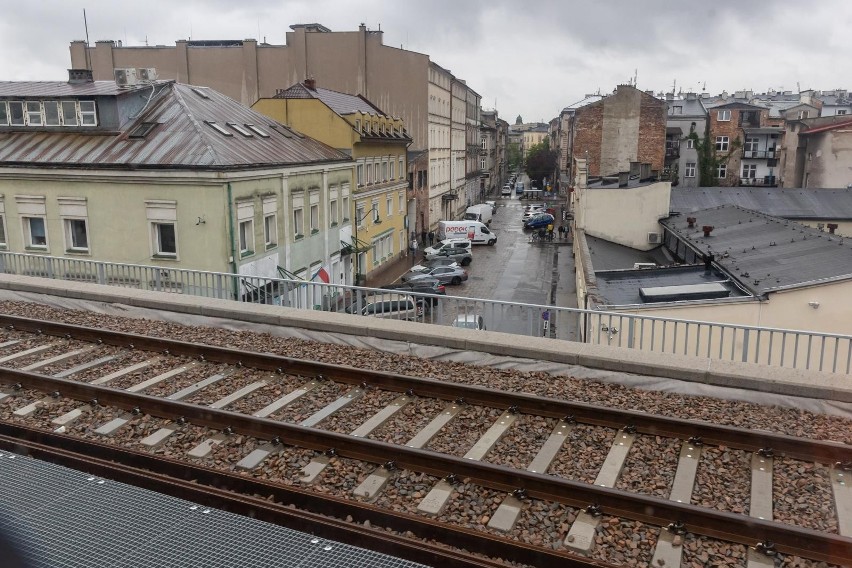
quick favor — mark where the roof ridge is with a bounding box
[171,84,222,165]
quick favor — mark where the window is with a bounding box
[238,220,254,255]
[26,102,42,126]
[671,106,683,115]
[715,136,729,152]
[382,161,388,181]
[717,110,731,121]
[374,163,380,183]
[399,158,405,176]
[43,101,60,126]
[390,160,395,180]
[366,163,373,184]
[79,100,97,126]
[310,204,319,233]
[293,208,304,237]
[717,163,727,179]
[342,197,350,221]
[22,217,47,248]
[0,214,5,247]
[264,214,277,247]
[357,164,364,186]
[480,157,486,169]
[797,110,810,119]
[227,122,254,137]
[742,164,757,179]
[838,109,848,116]
[686,139,694,149]
[0,102,7,125]
[744,137,759,153]
[8,102,24,126]
[61,101,78,126]
[387,196,393,217]
[244,124,269,137]
[152,222,176,256]
[64,219,88,251]
[355,119,361,131]
[371,202,379,223]
[356,204,366,227]
[398,192,404,212]
[330,200,338,226]
[685,162,696,178]
[481,137,487,149]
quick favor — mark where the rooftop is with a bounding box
[585,234,669,271]
[671,187,852,220]
[0,81,350,170]
[274,82,385,117]
[594,265,748,307]
[661,205,852,296]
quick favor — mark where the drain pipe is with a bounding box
[226,182,239,300]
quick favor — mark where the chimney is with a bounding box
[640,163,652,179]
[359,23,367,32]
[828,223,838,234]
[618,172,629,187]
[629,161,641,176]
[304,78,316,90]
[68,69,93,84]
[666,92,674,101]
[702,225,714,237]
[686,92,697,101]
[687,216,696,228]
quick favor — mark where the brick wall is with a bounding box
[708,107,743,186]
[637,93,667,173]
[574,103,604,176]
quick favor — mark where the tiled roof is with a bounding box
[0,82,351,169]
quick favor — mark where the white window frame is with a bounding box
[837,109,848,116]
[357,163,364,186]
[0,102,7,126]
[8,101,24,126]
[293,208,304,237]
[329,199,338,227]
[342,196,350,222]
[371,201,379,223]
[151,222,177,257]
[356,204,366,227]
[398,192,404,213]
[717,109,731,121]
[382,161,388,181]
[742,164,757,179]
[63,218,89,253]
[744,137,759,153]
[264,213,277,248]
[366,162,373,184]
[238,219,254,256]
[310,204,319,233]
[22,216,48,249]
[797,110,810,119]
[399,157,404,177]
[25,101,42,126]
[387,196,393,217]
[43,101,60,126]
[685,162,696,178]
[715,136,729,152]
[0,214,5,248]
[61,100,78,126]
[390,160,395,180]
[717,163,727,179]
[686,139,694,149]
[79,100,97,126]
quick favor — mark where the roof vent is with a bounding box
[304,78,316,90]
[68,69,94,84]
[702,225,714,237]
[687,216,696,228]
[828,223,838,234]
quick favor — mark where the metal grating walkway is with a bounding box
[0,451,429,568]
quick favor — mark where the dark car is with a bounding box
[380,279,446,306]
[524,212,554,230]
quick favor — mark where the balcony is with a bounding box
[742,149,776,159]
[665,147,680,158]
[739,176,777,187]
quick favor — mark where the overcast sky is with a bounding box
[3,1,851,122]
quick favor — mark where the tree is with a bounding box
[524,139,557,185]
[507,142,522,171]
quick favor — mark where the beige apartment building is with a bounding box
[69,23,486,232]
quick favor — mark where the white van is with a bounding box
[437,220,497,245]
[463,204,493,226]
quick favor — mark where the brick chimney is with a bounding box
[618,172,629,187]
[702,225,714,237]
[687,216,696,228]
[304,78,316,90]
[828,223,838,234]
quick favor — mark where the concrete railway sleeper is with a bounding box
[0,366,850,565]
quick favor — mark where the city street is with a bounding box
[386,175,579,340]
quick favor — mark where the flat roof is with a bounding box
[585,234,668,271]
[671,187,852,220]
[594,265,749,307]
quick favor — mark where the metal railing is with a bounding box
[1,251,850,374]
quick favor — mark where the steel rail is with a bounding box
[0,425,612,568]
[0,367,850,565]
[2,314,850,465]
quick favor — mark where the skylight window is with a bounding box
[129,122,158,138]
[270,124,293,139]
[204,120,233,136]
[227,122,254,137]
[192,87,210,99]
[244,123,270,137]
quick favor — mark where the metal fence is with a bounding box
[1,251,850,374]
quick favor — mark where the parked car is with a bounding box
[423,238,472,257]
[345,293,426,320]
[380,279,446,306]
[501,185,512,197]
[522,206,547,222]
[524,212,555,230]
[424,246,472,266]
[410,258,460,272]
[451,314,486,330]
[485,200,497,213]
[402,265,468,285]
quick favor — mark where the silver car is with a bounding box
[402,265,468,285]
[423,246,472,266]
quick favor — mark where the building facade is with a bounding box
[69,23,485,232]
[0,73,353,298]
[664,93,708,188]
[781,116,852,188]
[252,79,412,285]
[705,102,783,187]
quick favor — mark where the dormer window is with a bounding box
[26,102,43,125]
[79,101,97,126]
[8,102,24,126]
[204,120,233,136]
[44,101,60,125]
[61,101,78,126]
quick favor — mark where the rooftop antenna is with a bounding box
[797,81,801,93]
[83,9,91,70]
[671,78,676,95]
[634,68,638,87]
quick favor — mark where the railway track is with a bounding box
[0,312,850,567]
